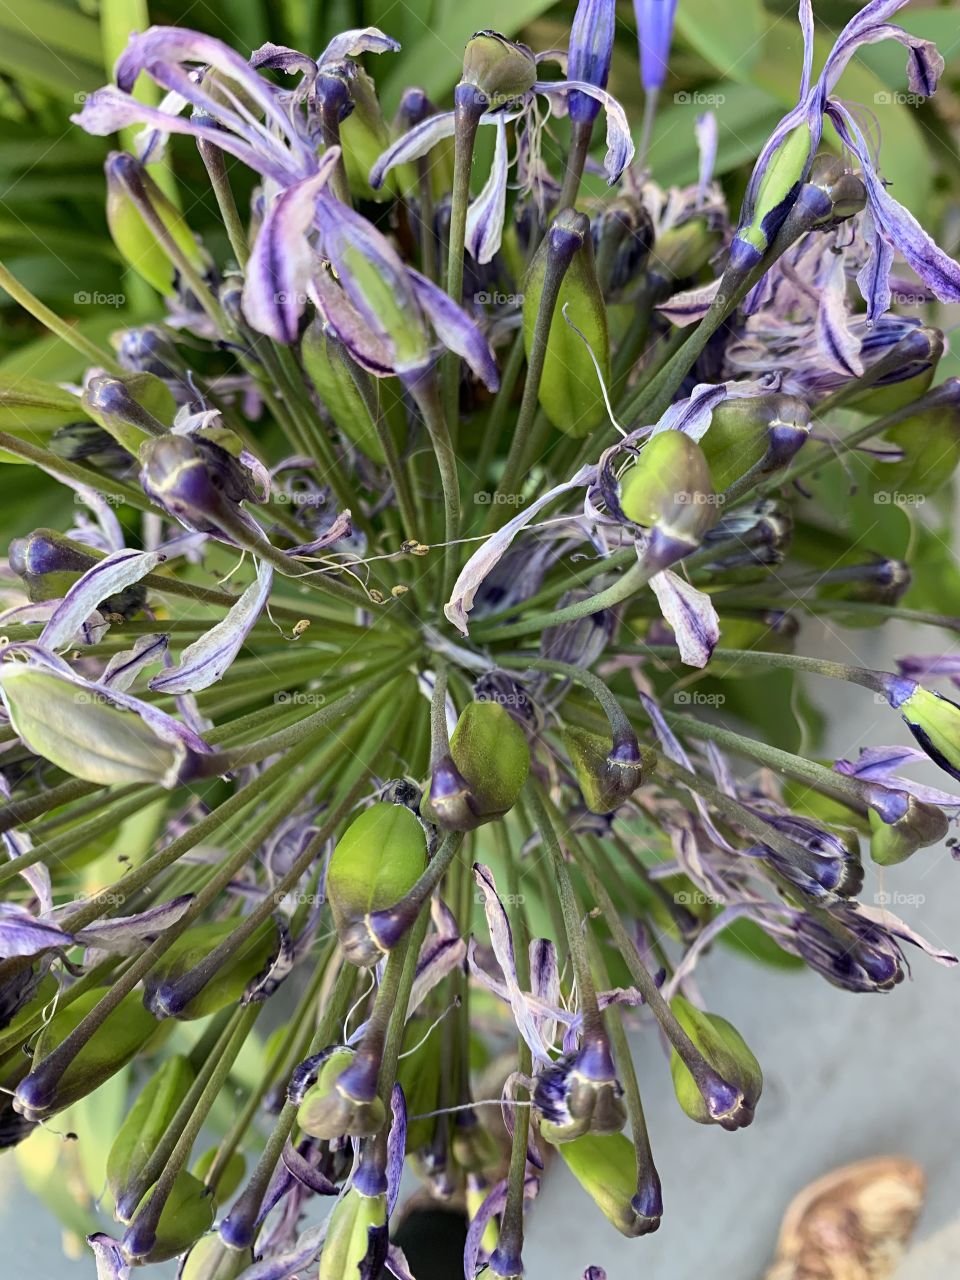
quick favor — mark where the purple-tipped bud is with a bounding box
[568,0,616,125]
[634,0,679,92]
[535,1034,627,1143]
[139,434,256,535]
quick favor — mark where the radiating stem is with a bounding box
[0,261,121,372]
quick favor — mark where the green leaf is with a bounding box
[673,0,767,77]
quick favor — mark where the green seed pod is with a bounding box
[0,665,198,789]
[106,151,208,294]
[107,1055,194,1215]
[802,154,867,229]
[133,1170,215,1263]
[326,802,428,963]
[869,797,949,867]
[700,394,810,491]
[422,701,531,830]
[318,1186,387,1280]
[562,725,655,814]
[179,1235,252,1280]
[142,919,280,1020]
[301,318,403,465]
[558,1133,649,1237]
[619,431,719,566]
[191,1147,246,1203]
[895,685,960,781]
[460,31,537,103]
[669,995,762,1130]
[17,988,160,1121]
[523,211,610,438]
[297,1048,386,1141]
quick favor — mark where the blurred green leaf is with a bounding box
[673,0,767,77]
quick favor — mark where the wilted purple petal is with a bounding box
[649,568,719,668]
[655,280,721,328]
[287,509,353,555]
[386,1084,406,1217]
[0,903,71,959]
[250,42,316,76]
[242,158,339,343]
[102,634,169,691]
[407,269,499,391]
[821,2,944,100]
[150,558,273,694]
[816,249,863,378]
[386,1245,417,1280]
[529,937,561,1050]
[695,111,718,200]
[319,27,401,64]
[312,269,396,378]
[75,894,194,956]
[536,81,635,182]
[408,931,467,1018]
[445,465,596,634]
[369,111,456,190]
[854,903,957,967]
[472,864,553,1064]
[40,549,166,652]
[466,117,509,265]
[279,1139,339,1195]
[87,1233,131,1280]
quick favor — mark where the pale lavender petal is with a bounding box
[287,509,353,554]
[311,271,396,377]
[319,27,401,64]
[856,209,895,323]
[40,549,166,652]
[369,112,456,190]
[386,1084,406,1216]
[250,42,317,76]
[535,80,635,182]
[836,744,931,780]
[854,904,958,966]
[695,111,718,201]
[150,558,273,694]
[466,116,509,265]
[386,1245,417,1280]
[463,1176,538,1280]
[472,864,553,1064]
[529,937,561,1050]
[102,633,169,690]
[655,280,721,327]
[408,931,467,1018]
[75,894,194,955]
[797,0,815,99]
[821,2,942,99]
[445,465,596,634]
[653,383,729,440]
[242,159,338,343]
[407,269,500,391]
[87,1233,131,1280]
[279,1140,338,1194]
[816,249,863,378]
[0,903,71,959]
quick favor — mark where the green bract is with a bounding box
[107,1055,194,1214]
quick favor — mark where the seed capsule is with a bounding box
[460,31,537,103]
[535,1036,627,1143]
[523,210,610,438]
[700,394,810,491]
[14,988,159,1121]
[618,431,718,568]
[108,1055,194,1217]
[143,919,280,1020]
[563,726,654,814]
[179,1235,252,1280]
[297,1047,386,1140]
[868,795,949,867]
[326,802,428,965]
[422,701,531,831]
[558,1132,656,1237]
[889,683,960,782]
[669,995,762,1131]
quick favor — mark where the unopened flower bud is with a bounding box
[297,1047,386,1141]
[648,217,722,286]
[9,529,98,602]
[105,150,208,294]
[849,324,943,416]
[116,326,180,379]
[868,794,949,867]
[524,208,609,437]
[123,1171,215,1263]
[318,1185,387,1280]
[422,701,530,830]
[669,995,762,1131]
[568,0,616,125]
[460,31,537,104]
[700,393,811,491]
[83,371,173,452]
[559,1132,658,1237]
[563,725,655,814]
[48,421,133,476]
[326,802,428,965]
[618,430,718,567]
[139,433,257,535]
[143,919,280,1019]
[732,124,815,272]
[535,1035,626,1143]
[592,198,654,296]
